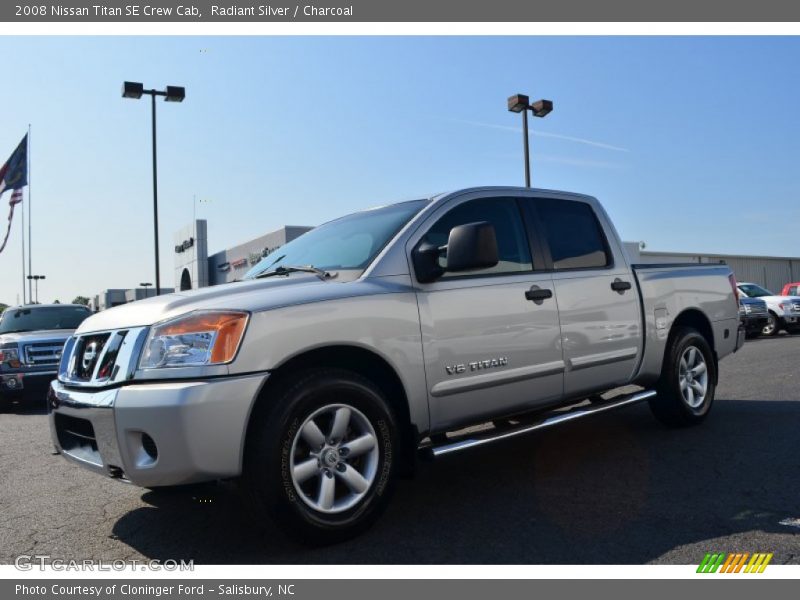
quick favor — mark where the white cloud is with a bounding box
[453,119,630,153]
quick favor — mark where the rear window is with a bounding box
[536,198,611,270]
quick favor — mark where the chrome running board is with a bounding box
[429,389,657,458]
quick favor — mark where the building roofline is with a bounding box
[639,249,800,262]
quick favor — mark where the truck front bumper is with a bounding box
[741,315,769,333]
[1,370,57,394]
[779,312,800,329]
[48,373,268,487]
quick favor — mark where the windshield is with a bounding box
[0,306,91,334]
[244,200,428,278]
[738,284,773,298]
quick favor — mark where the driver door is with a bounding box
[410,192,565,432]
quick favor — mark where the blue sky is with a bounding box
[1,36,799,304]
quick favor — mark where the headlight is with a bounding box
[139,311,249,369]
[0,345,20,366]
[744,304,752,314]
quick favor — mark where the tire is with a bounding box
[762,312,780,337]
[242,368,397,545]
[649,327,716,428]
[744,329,760,340]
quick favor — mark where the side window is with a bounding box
[790,285,798,296]
[536,198,611,270]
[422,197,533,278]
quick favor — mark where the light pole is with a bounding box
[122,81,186,297]
[140,282,153,298]
[26,274,45,304]
[507,94,553,187]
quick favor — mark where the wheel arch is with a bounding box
[669,308,718,384]
[243,344,419,477]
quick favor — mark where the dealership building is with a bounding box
[172,220,313,291]
[89,219,800,310]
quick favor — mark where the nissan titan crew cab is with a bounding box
[48,187,743,543]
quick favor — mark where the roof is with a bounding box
[3,303,90,311]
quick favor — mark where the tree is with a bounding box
[53,299,61,304]
[72,296,90,306]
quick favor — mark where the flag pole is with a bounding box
[21,186,26,304]
[27,124,32,303]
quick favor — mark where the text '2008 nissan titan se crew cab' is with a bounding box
[48,187,743,543]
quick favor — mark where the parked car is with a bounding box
[739,297,769,339]
[781,282,800,297]
[1,304,92,401]
[736,283,800,336]
[48,187,742,543]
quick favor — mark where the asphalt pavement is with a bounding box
[1,333,798,564]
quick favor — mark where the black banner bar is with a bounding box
[3,0,800,22]
[2,579,798,600]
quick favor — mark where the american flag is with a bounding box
[9,188,22,205]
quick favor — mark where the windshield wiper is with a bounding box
[253,265,333,281]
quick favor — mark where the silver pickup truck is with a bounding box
[48,187,742,543]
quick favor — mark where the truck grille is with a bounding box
[59,328,147,388]
[24,343,64,367]
[792,302,800,313]
[71,333,112,380]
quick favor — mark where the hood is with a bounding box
[0,329,76,345]
[739,297,766,306]
[749,295,800,304]
[75,273,404,335]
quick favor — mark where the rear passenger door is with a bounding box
[524,197,643,398]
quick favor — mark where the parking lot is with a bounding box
[1,333,798,565]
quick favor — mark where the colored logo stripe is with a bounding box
[697,552,772,573]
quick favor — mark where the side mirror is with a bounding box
[412,241,445,284]
[445,221,499,272]
[413,221,499,283]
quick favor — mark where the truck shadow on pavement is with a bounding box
[0,395,48,415]
[111,398,800,564]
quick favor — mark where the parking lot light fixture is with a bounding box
[531,99,553,118]
[122,81,143,99]
[26,274,45,304]
[164,86,186,103]
[140,282,153,298]
[122,81,186,297]
[507,94,530,113]
[507,94,554,188]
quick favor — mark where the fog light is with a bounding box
[6,377,18,389]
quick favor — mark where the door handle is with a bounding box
[525,287,553,302]
[611,279,632,293]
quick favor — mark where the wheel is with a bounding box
[242,368,397,545]
[649,327,716,427]
[762,312,780,337]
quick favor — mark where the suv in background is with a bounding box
[0,304,91,402]
[737,283,800,336]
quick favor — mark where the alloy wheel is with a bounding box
[678,346,708,409]
[289,403,379,514]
